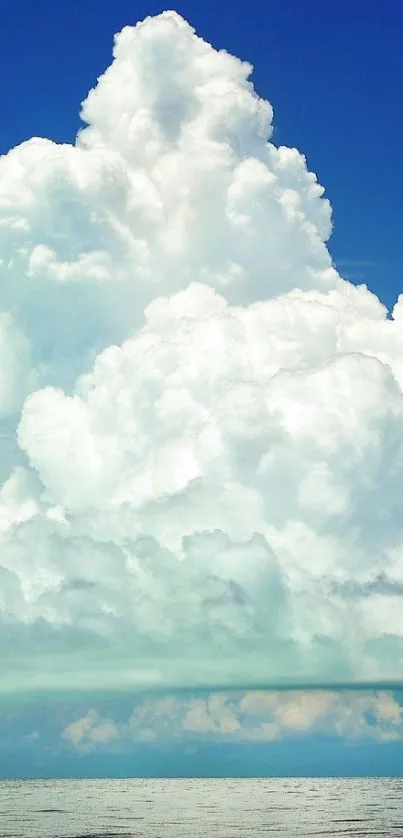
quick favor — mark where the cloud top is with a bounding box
[1,11,403,696]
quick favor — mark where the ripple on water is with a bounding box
[1,778,403,838]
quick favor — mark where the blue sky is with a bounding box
[2,688,403,779]
[1,0,403,778]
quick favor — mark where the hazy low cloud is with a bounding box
[62,709,119,751]
[61,690,403,751]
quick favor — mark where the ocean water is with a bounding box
[1,778,403,837]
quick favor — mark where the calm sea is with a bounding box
[1,778,403,837]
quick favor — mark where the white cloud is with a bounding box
[1,11,403,694]
[61,690,403,749]
[62,710,98,746]
[239,690,403,742]
[62,709,119,750]
[182,695,241,734]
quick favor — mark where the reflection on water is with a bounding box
[1,778,403,837]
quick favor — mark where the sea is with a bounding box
[1,778,402,837]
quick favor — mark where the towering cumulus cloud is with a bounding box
[1,11,403,695]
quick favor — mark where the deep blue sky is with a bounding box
[1,0,402,309]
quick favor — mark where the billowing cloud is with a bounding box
[1,11,403,696]
[60,690,403,751]
[62,709,119,750]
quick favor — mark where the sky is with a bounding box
[1,0,403,777]
[3,688,403,778]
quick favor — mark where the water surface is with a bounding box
[1,778,403,837]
